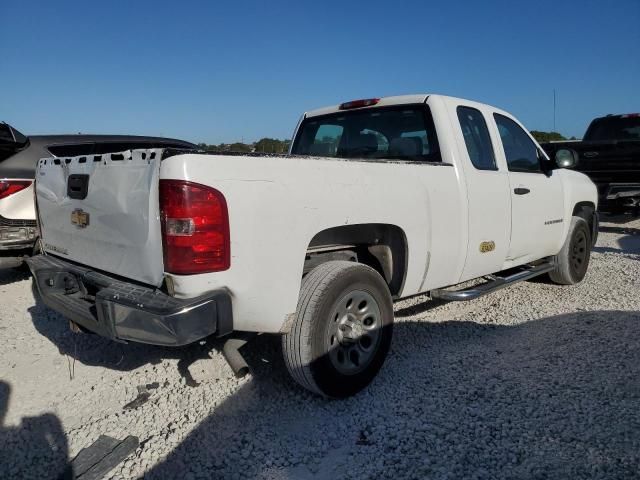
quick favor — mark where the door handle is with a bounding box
[514,187,530,195]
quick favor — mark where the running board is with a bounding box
[430,260,555,302]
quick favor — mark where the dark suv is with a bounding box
[0,122,197,268]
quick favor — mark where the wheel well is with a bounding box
[573,201,595,224]
[304,224,408,297]
[572,201,597,245]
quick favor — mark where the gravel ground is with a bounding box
[1,214,639,480]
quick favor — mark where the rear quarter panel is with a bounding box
[161,153,464,333]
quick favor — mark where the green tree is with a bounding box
[196,143,221,151]
[228,142,252,153]
[254,138,290,154]
[530,131,567,143]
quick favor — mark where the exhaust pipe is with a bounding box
[222,337,251,378]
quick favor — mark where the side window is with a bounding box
[494,114,540,173]
[456,107,496,170]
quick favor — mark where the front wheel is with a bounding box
[549,216,591,285]
[282,261,394,398]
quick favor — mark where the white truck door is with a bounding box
[492,113,565,262]
[452,104,512,282]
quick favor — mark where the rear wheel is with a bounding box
[549,216,591,285]
[282,261,393,398]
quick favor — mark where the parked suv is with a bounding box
[0,121,197,268]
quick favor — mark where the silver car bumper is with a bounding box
[0,215,37,250]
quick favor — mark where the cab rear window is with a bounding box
[292,105,441,162]
[584,116,640,141]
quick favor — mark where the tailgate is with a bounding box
[36,149,165,286]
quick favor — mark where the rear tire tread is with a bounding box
[549,216,591,285]
[284,261,349,395]
[283,261,390,397]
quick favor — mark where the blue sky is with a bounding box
[2,0,639,143]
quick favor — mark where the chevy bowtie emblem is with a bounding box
[71,209,90,228]
[479,241,495,253]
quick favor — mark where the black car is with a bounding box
[0,121,197,268]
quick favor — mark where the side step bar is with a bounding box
[430,260,555,302]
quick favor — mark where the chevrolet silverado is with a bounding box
[27,94,598,398]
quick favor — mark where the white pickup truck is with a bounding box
[28,94,598,398]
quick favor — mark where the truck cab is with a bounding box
[291,95,597,280]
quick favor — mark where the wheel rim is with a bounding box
[326,289,383,375]
[571,229,588,273]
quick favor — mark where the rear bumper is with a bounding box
[604,183,640,200]
[26,254,233,346]
[594,183,640,210]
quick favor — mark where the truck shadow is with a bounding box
[593,223,640,257]
[598,225,640,236]
[27,293,225,386]
[12,309,640,478]
[143,310,640,480]
[592,244,640,257]
[0,266,29,286]
[0,381,73,479]
[599,212,640,225]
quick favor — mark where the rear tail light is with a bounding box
[0,180,32,200]
[159,180,230,274]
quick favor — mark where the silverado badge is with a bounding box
[479,241,495,253]
[71,209,90,228]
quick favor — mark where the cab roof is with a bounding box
[305,94,431,118]
[303,93,515,123]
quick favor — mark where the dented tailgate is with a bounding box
[36,149,165,286]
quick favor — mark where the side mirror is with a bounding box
[555,148,578,169]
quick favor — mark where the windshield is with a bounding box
[584,116,640,142]
[292,105,441,162]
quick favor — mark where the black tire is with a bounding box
[282,261,394,398]
[549,216,591,285]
